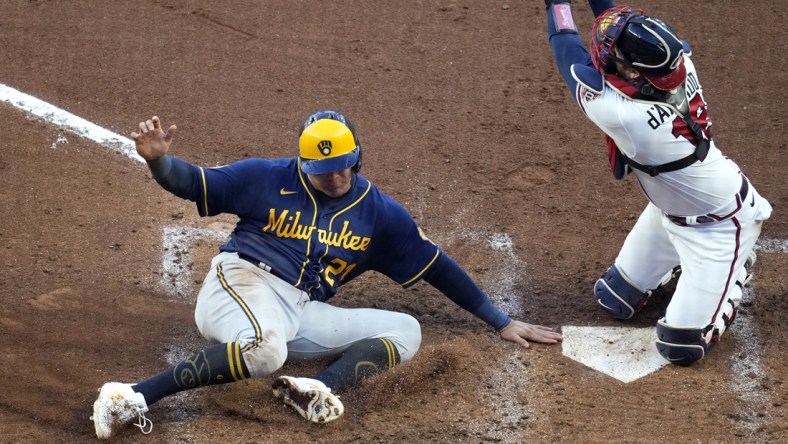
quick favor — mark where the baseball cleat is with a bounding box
[742,250,757,286]
[272,376,344,423]
[90,382,152,439]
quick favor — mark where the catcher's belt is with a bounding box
[665,176,748,227]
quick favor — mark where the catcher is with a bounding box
[541,0,771,365]
[90,111,562,439]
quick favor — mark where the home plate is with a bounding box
[562,326,669,383]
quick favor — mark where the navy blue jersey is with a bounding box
[189,157,440,302]
[149,154,511,329]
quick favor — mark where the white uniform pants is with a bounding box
[194,252,422,378]
[615,184,772,330]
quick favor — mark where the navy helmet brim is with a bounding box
[300,149,359,175]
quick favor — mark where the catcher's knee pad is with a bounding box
[594,264,650,320]
[655,319,713,366]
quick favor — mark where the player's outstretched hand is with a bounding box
[500,320,562,348]
[131,116,177,162]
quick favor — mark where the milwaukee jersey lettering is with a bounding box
[193,157,440,302]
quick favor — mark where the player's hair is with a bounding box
[299,110,362,174]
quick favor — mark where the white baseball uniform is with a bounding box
[576,55,772,330]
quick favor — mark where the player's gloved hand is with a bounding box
[500,320,562,348]
[131,116,178,162]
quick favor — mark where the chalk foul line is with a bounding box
[0,82,143,163]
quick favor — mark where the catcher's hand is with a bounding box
[500,320,562,348]
[131,116,177,162]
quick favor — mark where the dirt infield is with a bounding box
[1,1,785,443]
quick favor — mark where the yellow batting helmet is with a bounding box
[299,110,361,174]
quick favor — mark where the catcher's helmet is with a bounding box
[299,110,362,174]
[590,6,686,91]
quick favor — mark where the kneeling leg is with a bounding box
[655,302,736,367]
[594,264,651,320]
[655,320,716,366]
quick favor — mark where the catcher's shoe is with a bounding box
[272,376,344,423]
[90,382,152,439]
[742,250,757,286]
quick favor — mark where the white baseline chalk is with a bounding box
[0,82,143,163]
[161,226,230,299]
[756,237,788,254]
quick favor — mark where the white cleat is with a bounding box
[90,382,152,439]
[272,376,344,423]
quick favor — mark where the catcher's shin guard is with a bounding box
[656,286,739,366]
[655,319,712,366]
[594,264,650,320]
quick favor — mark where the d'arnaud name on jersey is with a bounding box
[262,209,371,251]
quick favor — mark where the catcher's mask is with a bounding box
[590,5,687,91]
[299,110,362,175]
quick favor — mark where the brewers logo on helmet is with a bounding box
[299,110,362,174]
